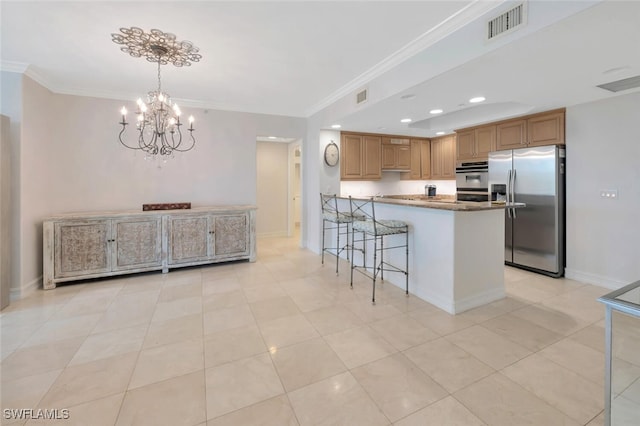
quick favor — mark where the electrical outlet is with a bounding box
[600,190,619,199]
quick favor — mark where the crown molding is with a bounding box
[303,0,503,117]
[0,61,29,73]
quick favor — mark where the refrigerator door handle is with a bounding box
[506,170,512,218]
[511,169,517,219]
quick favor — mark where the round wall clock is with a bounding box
[324,141,339,167]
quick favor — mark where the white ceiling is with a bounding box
[2,1,640,137]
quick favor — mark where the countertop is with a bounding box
[349,194,523,212]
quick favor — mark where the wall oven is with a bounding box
[456,161,489,202]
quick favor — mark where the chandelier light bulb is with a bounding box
[120,106,127,116]
[189,115,194,123]
[140,103,147,113]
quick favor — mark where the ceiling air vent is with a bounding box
[356,88,368,105]
[487,3,526,40]
[597,75,640,93]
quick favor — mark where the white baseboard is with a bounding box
[257,231,288,238]
[565,268,628,290]
[10,275,41,301]
[453,287,506,314]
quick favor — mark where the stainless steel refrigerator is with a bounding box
[488,145,565,277]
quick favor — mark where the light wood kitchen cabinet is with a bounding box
[401,138,431,180]
[431,135,456,180]
[381,138,411,170]
[43,206,256,289]
[528,110,565,146]
[420,140,431,179]
[340,133,382,180]
[496,109,565,150]
[456,125,496,161]
[496,119,527,150]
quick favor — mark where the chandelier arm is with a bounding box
[167,123,183,150]
[171,128,196,152]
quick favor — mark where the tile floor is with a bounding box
[0,233,625,425]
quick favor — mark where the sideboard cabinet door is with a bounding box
[54,221,110,278]
[213,214,249,258]
[167,215,212,264]
[112,217,162,271]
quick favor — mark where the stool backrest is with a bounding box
[348,196,377,222]
[320,193,339,216]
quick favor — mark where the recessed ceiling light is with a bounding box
[268,136,277,139]
[377,126,386,130]
[400,94,416,100]
[400,118,412,123]
[331,124,341,129]
[469,96,486,103]
[430,109,443,114]
[436,131,445,135]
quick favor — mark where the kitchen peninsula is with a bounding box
[337,196,515,314]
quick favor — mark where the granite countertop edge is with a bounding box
[346,196,524,212]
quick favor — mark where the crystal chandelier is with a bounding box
[112,27,202,158]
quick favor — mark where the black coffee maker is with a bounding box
[426,185,437,197]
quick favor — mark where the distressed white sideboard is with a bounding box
[43,205,256,289]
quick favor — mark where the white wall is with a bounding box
[256,141,289,237]
[565,92,640,288]
[4,73,306,296]
[341,176,456,197]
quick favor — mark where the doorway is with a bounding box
[255,137,302,240]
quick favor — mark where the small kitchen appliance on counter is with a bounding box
[425,185,437,197]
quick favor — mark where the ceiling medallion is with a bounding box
[113,27,202,160]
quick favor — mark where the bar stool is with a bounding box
[349,196,409,304]
[320,193,361,274]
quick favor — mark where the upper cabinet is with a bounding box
[381,137,411,170]
[496,109,565,150]
[456,125,496,161]
[431,135,456,180]
[340,133,382,180]
[401,138,430,180]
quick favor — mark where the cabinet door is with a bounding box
[381,144,396,169]
[362,136,381,179]
[420,140,431,179]
[168,215,211,264]
[456,130,475,161]
[430,139,443,179]
[528,111,565,146]
[402,139,422,180]
[112,217,162,271]
[497,119,527,150]
[441,135,456,179]
[396,145,411,169]
[340,134,363,179]
[213,214,249,258]
[474,125,496,159]
[54,221,110,278]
